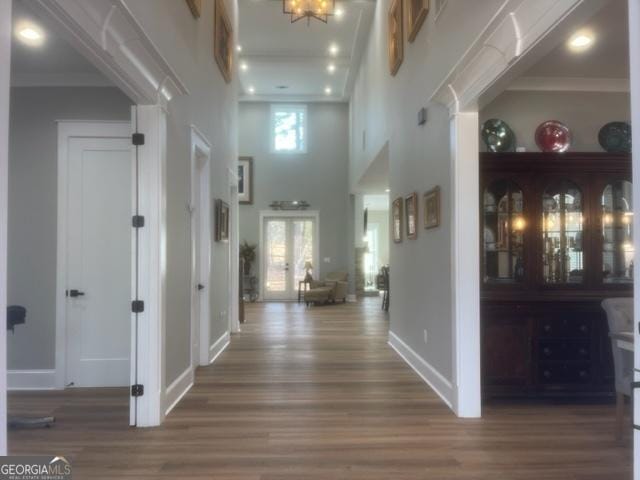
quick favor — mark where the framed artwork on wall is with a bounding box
[185,0,202,18]
[388,0,404,76]
[392,197,403,243]
[214,0,233,83]
[424,186,441,229]
[405,192,418,239]
[215,199,230,242]
[406,0,428,42]
[238,157,253,205]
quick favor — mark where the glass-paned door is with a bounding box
[263,216,316,300]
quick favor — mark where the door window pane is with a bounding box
[602,180,634,283]
[542,180,583,284]
[483,180,525,283]
[292,219,313,284]
[265,220,287,292]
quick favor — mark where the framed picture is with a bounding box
[405,192,418,240]
[392,197,403,243]
[364,208,369,234]
[424,186,441,229]
[388,0,404,76]
[406,0,428,42]
[215,199,230,242]
[238,157,253,205]
[185,0,202,18]
[214,0,233,84]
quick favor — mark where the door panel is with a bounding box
[66,137,131,387]
[264,219,288,299]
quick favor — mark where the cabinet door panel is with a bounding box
[482,314,530,386]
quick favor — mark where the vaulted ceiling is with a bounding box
[238,0,375,103]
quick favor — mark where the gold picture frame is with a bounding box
[388,0,404,76]
[406,0,428,43]
[405,192,418,240]
[214,0,233,84]
[215,199,230,242]
[424,186,441,229]
[392,197,403,243]
[185,0,202,18]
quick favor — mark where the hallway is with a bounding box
[8,299,632,479]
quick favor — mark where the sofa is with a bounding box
[304,272,349,305]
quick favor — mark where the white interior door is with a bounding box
[66,136,132,387]
[263,216,316,301]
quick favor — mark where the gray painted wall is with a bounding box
[481,90,631,152]
[7,87,132,370]
[238,102,350,282]
[124,0,239,385]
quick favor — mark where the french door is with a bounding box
[262,215,317,301]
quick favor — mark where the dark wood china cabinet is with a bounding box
[481,152,632,398]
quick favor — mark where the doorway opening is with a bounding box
[259,212,319,301]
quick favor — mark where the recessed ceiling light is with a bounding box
[327,63,336,73]
[385,188,390,193]
[335,6,345,18]
[248,86,255,94]
[325,86,332,95]
[16,21,44,46]
[236,45,243,52]
[329,43,340,56]
[240,62,248,71]
[568,30,595,52]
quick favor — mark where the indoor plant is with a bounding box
[239,240,257,275]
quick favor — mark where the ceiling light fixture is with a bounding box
[327,63,336,73]
[568,30,595,52]
[283,0,336,25]
[16,21,44,46]
[240,62,248,71]
[335,5,344,18]
[248,86,255,94]
[385,188,391,193]
[324,86,332,95]
[329,43,339,56]
[237,45,243,52]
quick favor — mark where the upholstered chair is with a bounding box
[305,272,349,305]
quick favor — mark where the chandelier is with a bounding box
[283,0,335,25]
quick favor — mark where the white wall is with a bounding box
[122,0,239,385]
[7,87,132,371]
[350,0,509,405]
[481,90,631,152]
[238,102,350,280]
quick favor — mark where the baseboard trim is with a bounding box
[388,331,454,410]
[164,366,194,416]
[8,369,57,391]
[209,331,230,364]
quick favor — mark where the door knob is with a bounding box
[197,284,205,291]
[67,289,85,298]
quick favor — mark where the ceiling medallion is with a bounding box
[283,0,335,25]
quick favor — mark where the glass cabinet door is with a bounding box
[602,180,634,283]
[483,180,525,283]
[542,181,584,284]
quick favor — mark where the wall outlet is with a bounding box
[423,329,428,345]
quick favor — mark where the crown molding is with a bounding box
[506,76,630,93]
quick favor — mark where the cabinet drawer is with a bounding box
[539,363,591,384]
[538,340,590,361]
[538,318,591,338]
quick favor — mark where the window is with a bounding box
[271,105,307,153]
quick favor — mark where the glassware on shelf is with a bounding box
[542,180,583,284]
[483,180,525,284]
[602,180,634,284]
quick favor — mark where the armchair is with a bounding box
[305,272,349,305]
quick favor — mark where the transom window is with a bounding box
[271,105,307,153]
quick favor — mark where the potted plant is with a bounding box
[239,240,257,275]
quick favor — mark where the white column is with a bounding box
[628,1,640,478]
[450,112,481,418]
[0,0,11,455]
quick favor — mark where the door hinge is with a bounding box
[132,215,145,228]
[132,133,145,146]
[131,300,145,313]
[131,384,144,397]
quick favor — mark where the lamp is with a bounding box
[304,261,313,282]
[283,0,335,25]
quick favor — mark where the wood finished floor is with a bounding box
[9,299,632,479]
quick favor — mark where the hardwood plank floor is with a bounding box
[9,299,632,479]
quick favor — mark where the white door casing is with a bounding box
[65,134,132,387]
[190,126,212,367]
